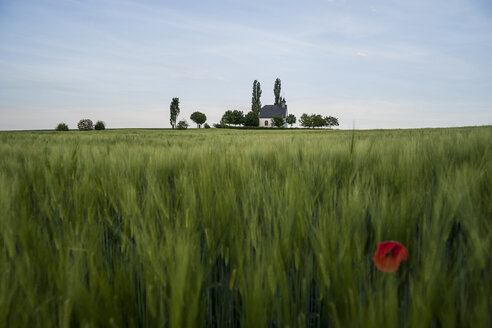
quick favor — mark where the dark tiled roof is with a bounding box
[259,105,287,118]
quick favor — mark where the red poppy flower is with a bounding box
[373,241,408,273]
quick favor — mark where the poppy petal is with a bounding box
[373,241,408,273]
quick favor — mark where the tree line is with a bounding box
[170,97,209,130]
[219,77,289,128]
[299,114,339,129]
[168,78,339,129]
[217,111,338,129]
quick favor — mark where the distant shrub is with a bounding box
[77,119,93,131]
[55,123,69,131]
[243,111,259,127]
[272,116,285,128]
[94,121,105,130]
[177,120,189,130]
[204,123,211,129]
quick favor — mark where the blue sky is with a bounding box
[1,0,491,130]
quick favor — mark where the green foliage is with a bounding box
[221,110,233,125]
[213,122,226,128]
[170,97,180,129]
[94,120,106,130]
[286,114,296,127]
[300,114,338,128]
[231,110,244,125]
[244,111,259,127]
[190,111,207,128]
[324,116,339,128]
[0,127,491,327]
[311,114,325,128]
[222,110,244,126]
[55,123,69,131]
[300,113,312,128]
[177,120,188,130]
[272,115,285,128]
[274,78,281,105]
[252,80,262,114]
[204,123,211,129]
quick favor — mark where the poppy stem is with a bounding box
[397,268,410,328]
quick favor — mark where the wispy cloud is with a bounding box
[1,0,491,130]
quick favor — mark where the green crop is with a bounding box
[0,126,491,327]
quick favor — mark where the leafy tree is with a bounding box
[300,113,338,128]
[286,114,296,127]
[94,121,105,130]
[300,113,312,128]
[231,110,244,126]
[55,123,69,131]
[252,80,262,114]
[177,120,188,130]
[221,110,233,125]
[311,114,325,128]
[190,111,207,128]
[324,116,339,129]
[170,97,180,129]
[204,123,211,129]
[274,78,281,105]
[221,110,243,126]
[244,111,259,127]
[272,116,285,128]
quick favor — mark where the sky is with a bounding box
[1,0,492,130]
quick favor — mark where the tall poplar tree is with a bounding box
[251,80,262,114]
[169,97,180,129]
[274,78,281,105]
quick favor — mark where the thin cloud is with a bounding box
[1,0,491,130]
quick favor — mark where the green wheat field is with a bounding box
[1,126,491,327]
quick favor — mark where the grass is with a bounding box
[0,126,491,327]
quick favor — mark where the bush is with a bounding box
[272,116,285,128]
[94,121,105,130]
[244,111,259,127]
[177,120,189,130]
[204,123,211,129]
[77,119,93,131]
[55,123,69,131]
